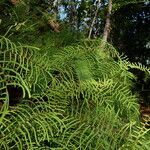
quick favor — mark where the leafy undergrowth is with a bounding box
[0,36,150,149]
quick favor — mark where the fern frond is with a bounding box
[1,37,150,149]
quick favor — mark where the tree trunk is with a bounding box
[88,0,101,39]
[101,0,112,46]
[69,0,77,28]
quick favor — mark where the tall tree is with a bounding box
[102,0,112,43]
[88,0,101,39]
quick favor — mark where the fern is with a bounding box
[0,37,150,150]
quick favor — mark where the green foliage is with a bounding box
[0,36,150,149]
[0,1,149,149]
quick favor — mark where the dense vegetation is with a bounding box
[0,0,150,149]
